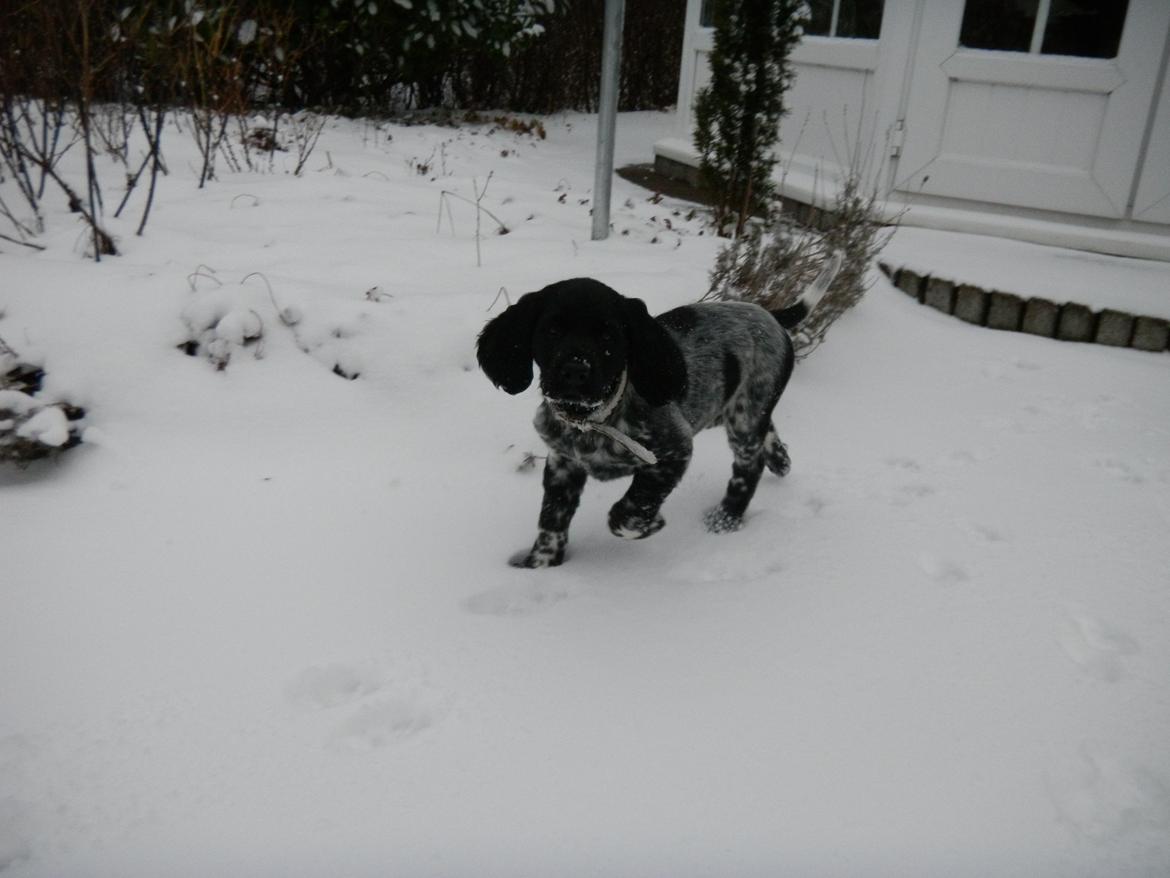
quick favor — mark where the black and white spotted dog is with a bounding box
[477,254,842,568]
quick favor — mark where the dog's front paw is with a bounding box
[509,530,567,568]
[608,501,666,540]
[703,506,744,534]
[509,550,560,569]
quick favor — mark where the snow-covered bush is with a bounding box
[179,273,368,380]
[179,287,268,372]
[0,361,85,464]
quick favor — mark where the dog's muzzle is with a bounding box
[546,396,605,424]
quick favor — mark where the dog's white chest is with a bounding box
[536,406,644,480]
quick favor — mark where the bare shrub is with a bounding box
[705,172,895,357]
[0,2,119,258]
[289,111,326,177]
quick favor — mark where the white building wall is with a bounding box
[655,0,1170,261]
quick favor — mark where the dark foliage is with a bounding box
[1,0,683,117]
[693,0,807,236]
[455,0,686,113]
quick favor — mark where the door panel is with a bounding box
[1133,49,1170,224]
[894,0,1170,219]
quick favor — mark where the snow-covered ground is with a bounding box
[2,110,1169,877]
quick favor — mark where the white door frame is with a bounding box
[893,0,1170,219]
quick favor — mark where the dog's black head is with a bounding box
[477,278,686,418]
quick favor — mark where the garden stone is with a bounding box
[1022,297,1059,338]
[1096,310,1135,347]
[1057,303,1096,342]
[897,269,926,302]
[924,277,956,314]
[1130,316,1169,352]
[986,291,1023,331]
[954,284,989,325]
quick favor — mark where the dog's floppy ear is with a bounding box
[476,290,546,394]
[622,297,686,407]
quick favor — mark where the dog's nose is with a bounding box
[560,358,591,390]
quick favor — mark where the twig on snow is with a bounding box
[187,264,222,291]
[242,271,300,327]
[0,232,46,251]
[488,286,511,311]
[437,172,510,268]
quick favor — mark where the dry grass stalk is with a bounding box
[704,173,895,357]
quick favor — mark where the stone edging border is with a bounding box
[878,262,1170,354]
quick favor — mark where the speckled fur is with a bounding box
[479,280,811,568]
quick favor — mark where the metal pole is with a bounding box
[592,0,626,241]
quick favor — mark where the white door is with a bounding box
[1131,52,1170,225]
[893,0,1170,219]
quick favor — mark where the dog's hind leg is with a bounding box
[706,383,786,532]
[763,424,790,476]
[705,433,767,533]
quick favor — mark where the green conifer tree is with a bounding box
[693,0,808,236]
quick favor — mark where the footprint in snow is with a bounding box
[0,798,32,873]
[945,450,980,466]
[285,662,384,710]
[801,493,829,517]
[1057,612,1140,683]
[329,697,439,751]
[462,581,574,617]
[917,553,969,584]
[1047,742,1170,843]
[1091,456,1147,485]
[0,738,37,869]
[891,483,936,507]
[671,556,784,585]
[885,457,922,472]
[980,358,1043,380]
[965,521,1009,544]
[286,660,446,750]
[773,489,828,519]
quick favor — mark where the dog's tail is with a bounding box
[772,250,844,330]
